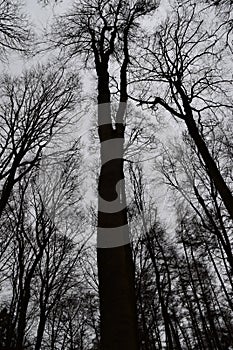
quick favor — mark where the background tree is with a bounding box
[127,161,233,349]
[0,64,80,219]
[0,138,89,349]
[131,0,233,219]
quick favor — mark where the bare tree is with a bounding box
[49,1,158,348]
[0,137,87,349]
[131,0,233,220]
[0,64,80,219]
[128,161,233,349]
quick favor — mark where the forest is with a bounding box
[0,0,232,349]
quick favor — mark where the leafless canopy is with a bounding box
[0,0,32,59]
[0,64,80,217]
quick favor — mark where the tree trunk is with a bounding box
[16,290,30,350]
[35,306,47,350]
[0,162,18,218]
[97,65,139,349]
[186,115,233,220]
[178,88,233,220]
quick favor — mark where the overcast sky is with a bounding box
[3,0,170,74]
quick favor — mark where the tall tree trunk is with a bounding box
[97,65,139,349]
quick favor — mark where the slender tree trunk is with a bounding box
[16,243,46,349]
[0,163,18,218]
[16,289,30,350]
[35,306,47,350]
[186,115,233,219]
[177,85,233,220]
[193,184,233,272]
